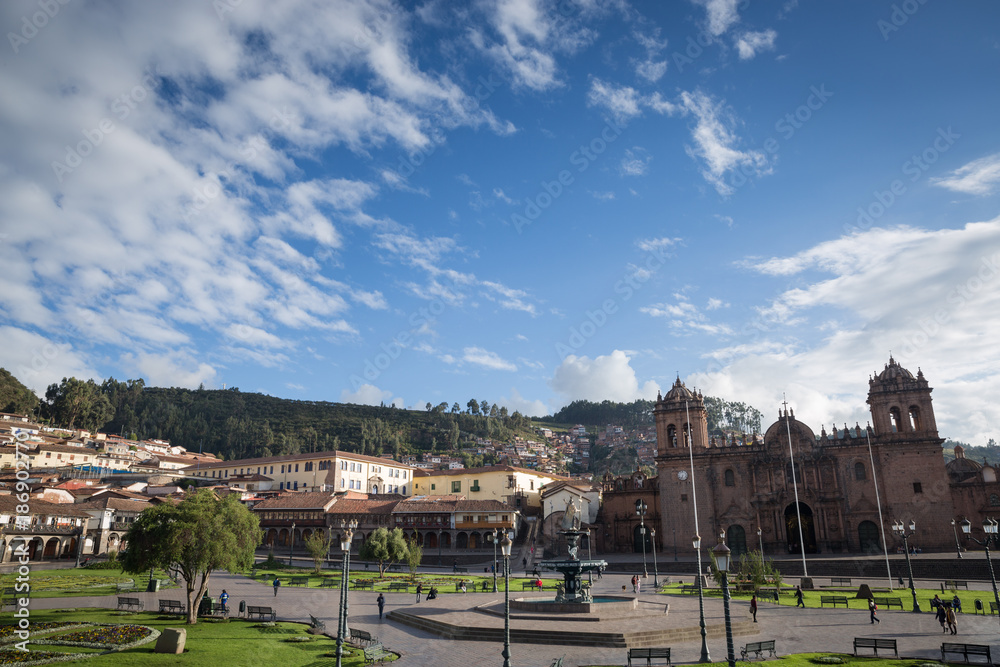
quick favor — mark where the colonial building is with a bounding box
[411,465,573,515]
[654,357,991,557]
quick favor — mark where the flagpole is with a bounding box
[865,425,894,591]
[685,399,711,663]
[783,396,808,578]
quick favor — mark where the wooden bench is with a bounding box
[319,579,339,588]
[453,566,469,574]
[363,642,393,665]
[854,637,898,657]
[944,580,969,590]
[350,627,377,646]
[680,585,700,594]
[158,599,185,615]
[757,587,779,599]
[387,582,409,593]
[872,596,903,610]
[820,595,849,608]
[740,640,777,661]
[941,642,992,665]
[289,576,310,586]
[522,581,545,591]
[309,614,326,632]
[116,596,143,611]
[247,605,276,621]
[454,582,470,592]
[831,577,852,586]
[352,580,375,591]
[115,582,135,594]
[627,647,671,666]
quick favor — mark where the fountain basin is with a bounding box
[510,595,638,614]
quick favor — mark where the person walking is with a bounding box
[377,593,386,619]
[750,595,758,622]
[868,598,880,624]
[272,577,281,597]
[946,604,957,635]
[631,575,637,594]
[415,583,423,603]
[523,557,527,570]
[219,590,229,613]
[936,602,948,632]
[635,576,641,595]
[795,586,804,608]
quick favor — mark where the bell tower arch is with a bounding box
[654,377,709,455]
[867,356,939,440]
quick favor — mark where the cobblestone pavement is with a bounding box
[28,570,1000,667]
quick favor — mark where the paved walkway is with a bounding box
[28,571,1000,667]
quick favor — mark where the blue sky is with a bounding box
[2,0,1000,443]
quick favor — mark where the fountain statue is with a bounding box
[540,499,607,603]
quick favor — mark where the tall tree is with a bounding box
[303,529,332,574]
[120,490,262,624]
[358,527,409,576]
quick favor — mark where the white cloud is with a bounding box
[692,0,742,36]
[481,281,537,315]
[641,294,734,335]
[637,237,681,253]
[499,387,548,417]
[493,187,516,204]
[931,153,1000,196]
[340,383,401,407]
[549,350,659,403]
[587,79,677,123]
[619,148,652,177]
[122,350,217,389]
[735,29,777,60]
[590,190,616,200]
[463,346,517,371]
[678,89,771,195]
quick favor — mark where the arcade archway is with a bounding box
[784,502,817,553]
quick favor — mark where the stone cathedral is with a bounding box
[647,357,999,557]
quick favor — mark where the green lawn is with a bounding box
[1,568,176,599]
[248,565,544,593]
[1,608,376,666]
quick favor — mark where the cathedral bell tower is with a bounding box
[653,377,709,456]
[866,356,939,441]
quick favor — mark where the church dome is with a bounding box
[946,445,983,482]
[662,377,696,401]
[875,355,916,382]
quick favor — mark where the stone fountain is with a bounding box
[539,499,607,604]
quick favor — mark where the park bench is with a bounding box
[680,585,700,594]
[757,587,779,599]
[740,640,777,661]
[309,614,326,632]
[319,579,339,588]
[943,580,969,590]
[872,596,903,610]
[198,599,229,618]
[455,581,471,592]
[116,596,143,611]
[627,646,671,666]
[158,599,185,615]
[523,581,546,591]
[352,580,375,590]
[247,605,276,621]
[387,582,409,593]
[830,577,852,586]
[350,628,377,646]
[820,595,849,608]
[941,642,992,665]
[115,582,135,594]
[480,581,493,592]
[289,576,310,586]
[453,566,469,574]
[854,638,898,657]
[993,601,999,614]
[363,642,393,665]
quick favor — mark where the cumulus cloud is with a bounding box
[550,350,659,403]
[735,29,777,60]
[498,387,548,417]
[692,0,742,36]
[931,153,1000,196]
[340,382,402,407]
[587,79,677,124]
[463,346,517,371]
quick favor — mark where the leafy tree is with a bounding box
[480,399,490,416]
[733,549,783,593]
[404,537,423,579]
[0,368,39,416]
[425,402,432,411]
[467,399,479,415]
[303,529,332,574]
[120,490,262,624]
[45,377,113,432]
[358,527,409,576]
[451,402,460,414]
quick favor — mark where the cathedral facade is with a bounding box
[652,357,998,557]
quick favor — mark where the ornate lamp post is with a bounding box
[693,534,710,663]
[437,527,442,566]
[891,519,921,612]
[335,520,357,667]
[951,519,963,559]
[500,531,513,667]
[713,534,736,667]
[757,526,763,555]
[487,528,499,593]
[288,522,296,566]
[960,518,1000,627]
[650,527,659,589]
[636,499,648,578]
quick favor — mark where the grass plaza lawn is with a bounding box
[247,563,543,593]
[1,568,177,600]
[1,608,378,666]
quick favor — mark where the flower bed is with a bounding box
[0,624,83,644]
[0,649,74,666]
[37,624,153,648]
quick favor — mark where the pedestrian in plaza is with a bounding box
[273,577,281,597]
[219,589,229,613]
[868,598,879,624]
[415,583,423,603]
[377,593,386,619]
[426,586,438,600]
[750,595,758,623]
[936,602,948,632]
[523,557,527,569]
[460,580,467,593]
[453,558,458,573]
[931,594,942,610]
[635,576,641,595]
[946,604,957,635]
[794,586,804,608]
[631,575,637,594]
[952,595,962,613]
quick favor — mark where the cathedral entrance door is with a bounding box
[784,502,817,553]
[858,520,880,554]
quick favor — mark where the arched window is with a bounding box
[908,406,922,431]
[682,423,691,446]
[724,469,735,486]
[727,525,747,557]
[889,407,902,432]
[667,425,677,447]
[854,462,866,481]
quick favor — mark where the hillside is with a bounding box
[0,367,39,415]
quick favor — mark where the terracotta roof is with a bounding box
[409,464,573,481]
[189,449,415,471]
[393,495,463,512]
[0,495,91,516]
[326,498,402,515]
[76,497,152,512]
[251,492,337,511]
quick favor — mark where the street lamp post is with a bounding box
[713,535,736,667]
[500,531,513,667]
[335,520,357,667]
[891,520,921,612]
[960,518,1000,627]
[650,528,659,589]
[636,499,648,578]
[487,528,499,593]
[288,522,296,567]
[693,534,710,663]
[951,519,963,559]
[757,527,763,555]
[437,528,442,567]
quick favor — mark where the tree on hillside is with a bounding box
[467,399,479,415]
[45,377,113,432]
[120,490,262,624]
[358,527,409,576]
[451,402,460,414]
[0,368,39,416]
[303,529,332,574]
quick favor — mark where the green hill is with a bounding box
[0,367,39,415]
